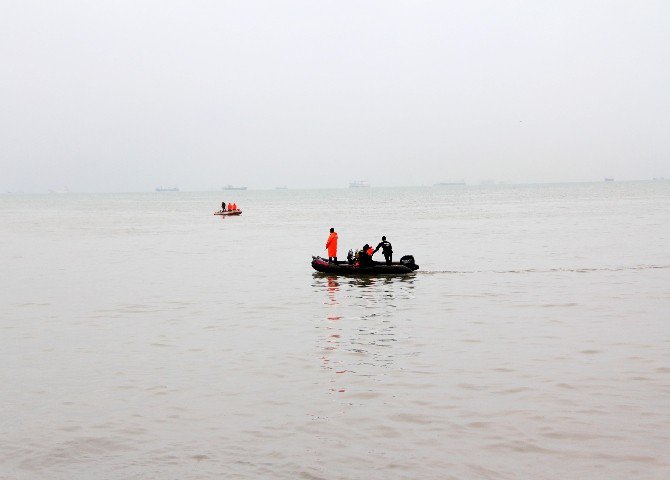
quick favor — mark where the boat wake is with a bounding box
[420,264,670,275]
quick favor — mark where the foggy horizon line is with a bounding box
[3,177,668,195]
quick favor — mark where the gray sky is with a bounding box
[2,0,669,192]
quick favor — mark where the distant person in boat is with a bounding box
[325,227,338,263]
[221,201,226,212]
[232,203,237,211]
[227,202,232,211]
[374,236,393,265]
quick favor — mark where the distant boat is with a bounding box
[222,185,248,190]
[275,186,288,190]
[435,181,466,186]
[604,178,614,182]
[214,210,242,216]
[349,180,370,188]
[156,186,179,191]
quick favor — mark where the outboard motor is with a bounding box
[400,255,419,270]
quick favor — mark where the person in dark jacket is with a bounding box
[221,201,226,212]
[374,236,393,265]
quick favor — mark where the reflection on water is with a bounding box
[312,274,417,394]
[326,276,339,305]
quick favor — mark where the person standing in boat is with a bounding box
[325,227,338,263]
[373,236,393,265]
[221,201,226,212]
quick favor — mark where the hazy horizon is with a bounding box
[5,178,669,195]
[2,1,669,193]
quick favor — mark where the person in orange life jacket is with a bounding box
[232,203,237,211]
[358,244,374,268]
[325,227,338,263]
[373,236,393,265]
[227,203,232,211]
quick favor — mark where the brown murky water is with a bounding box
[1,182,669,479]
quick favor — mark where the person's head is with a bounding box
[329,227,334,233]
[382,236,386,241]
[363,244,369,250]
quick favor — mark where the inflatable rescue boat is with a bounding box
[214,210,242,216]
[311,255,419,275]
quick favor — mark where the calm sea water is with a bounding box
[1,182,669,479]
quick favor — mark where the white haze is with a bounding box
[1,0,669,192]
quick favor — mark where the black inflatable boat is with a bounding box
[311,255,419,275]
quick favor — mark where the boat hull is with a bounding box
[214,210,242,216]
[311,256,418,275]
